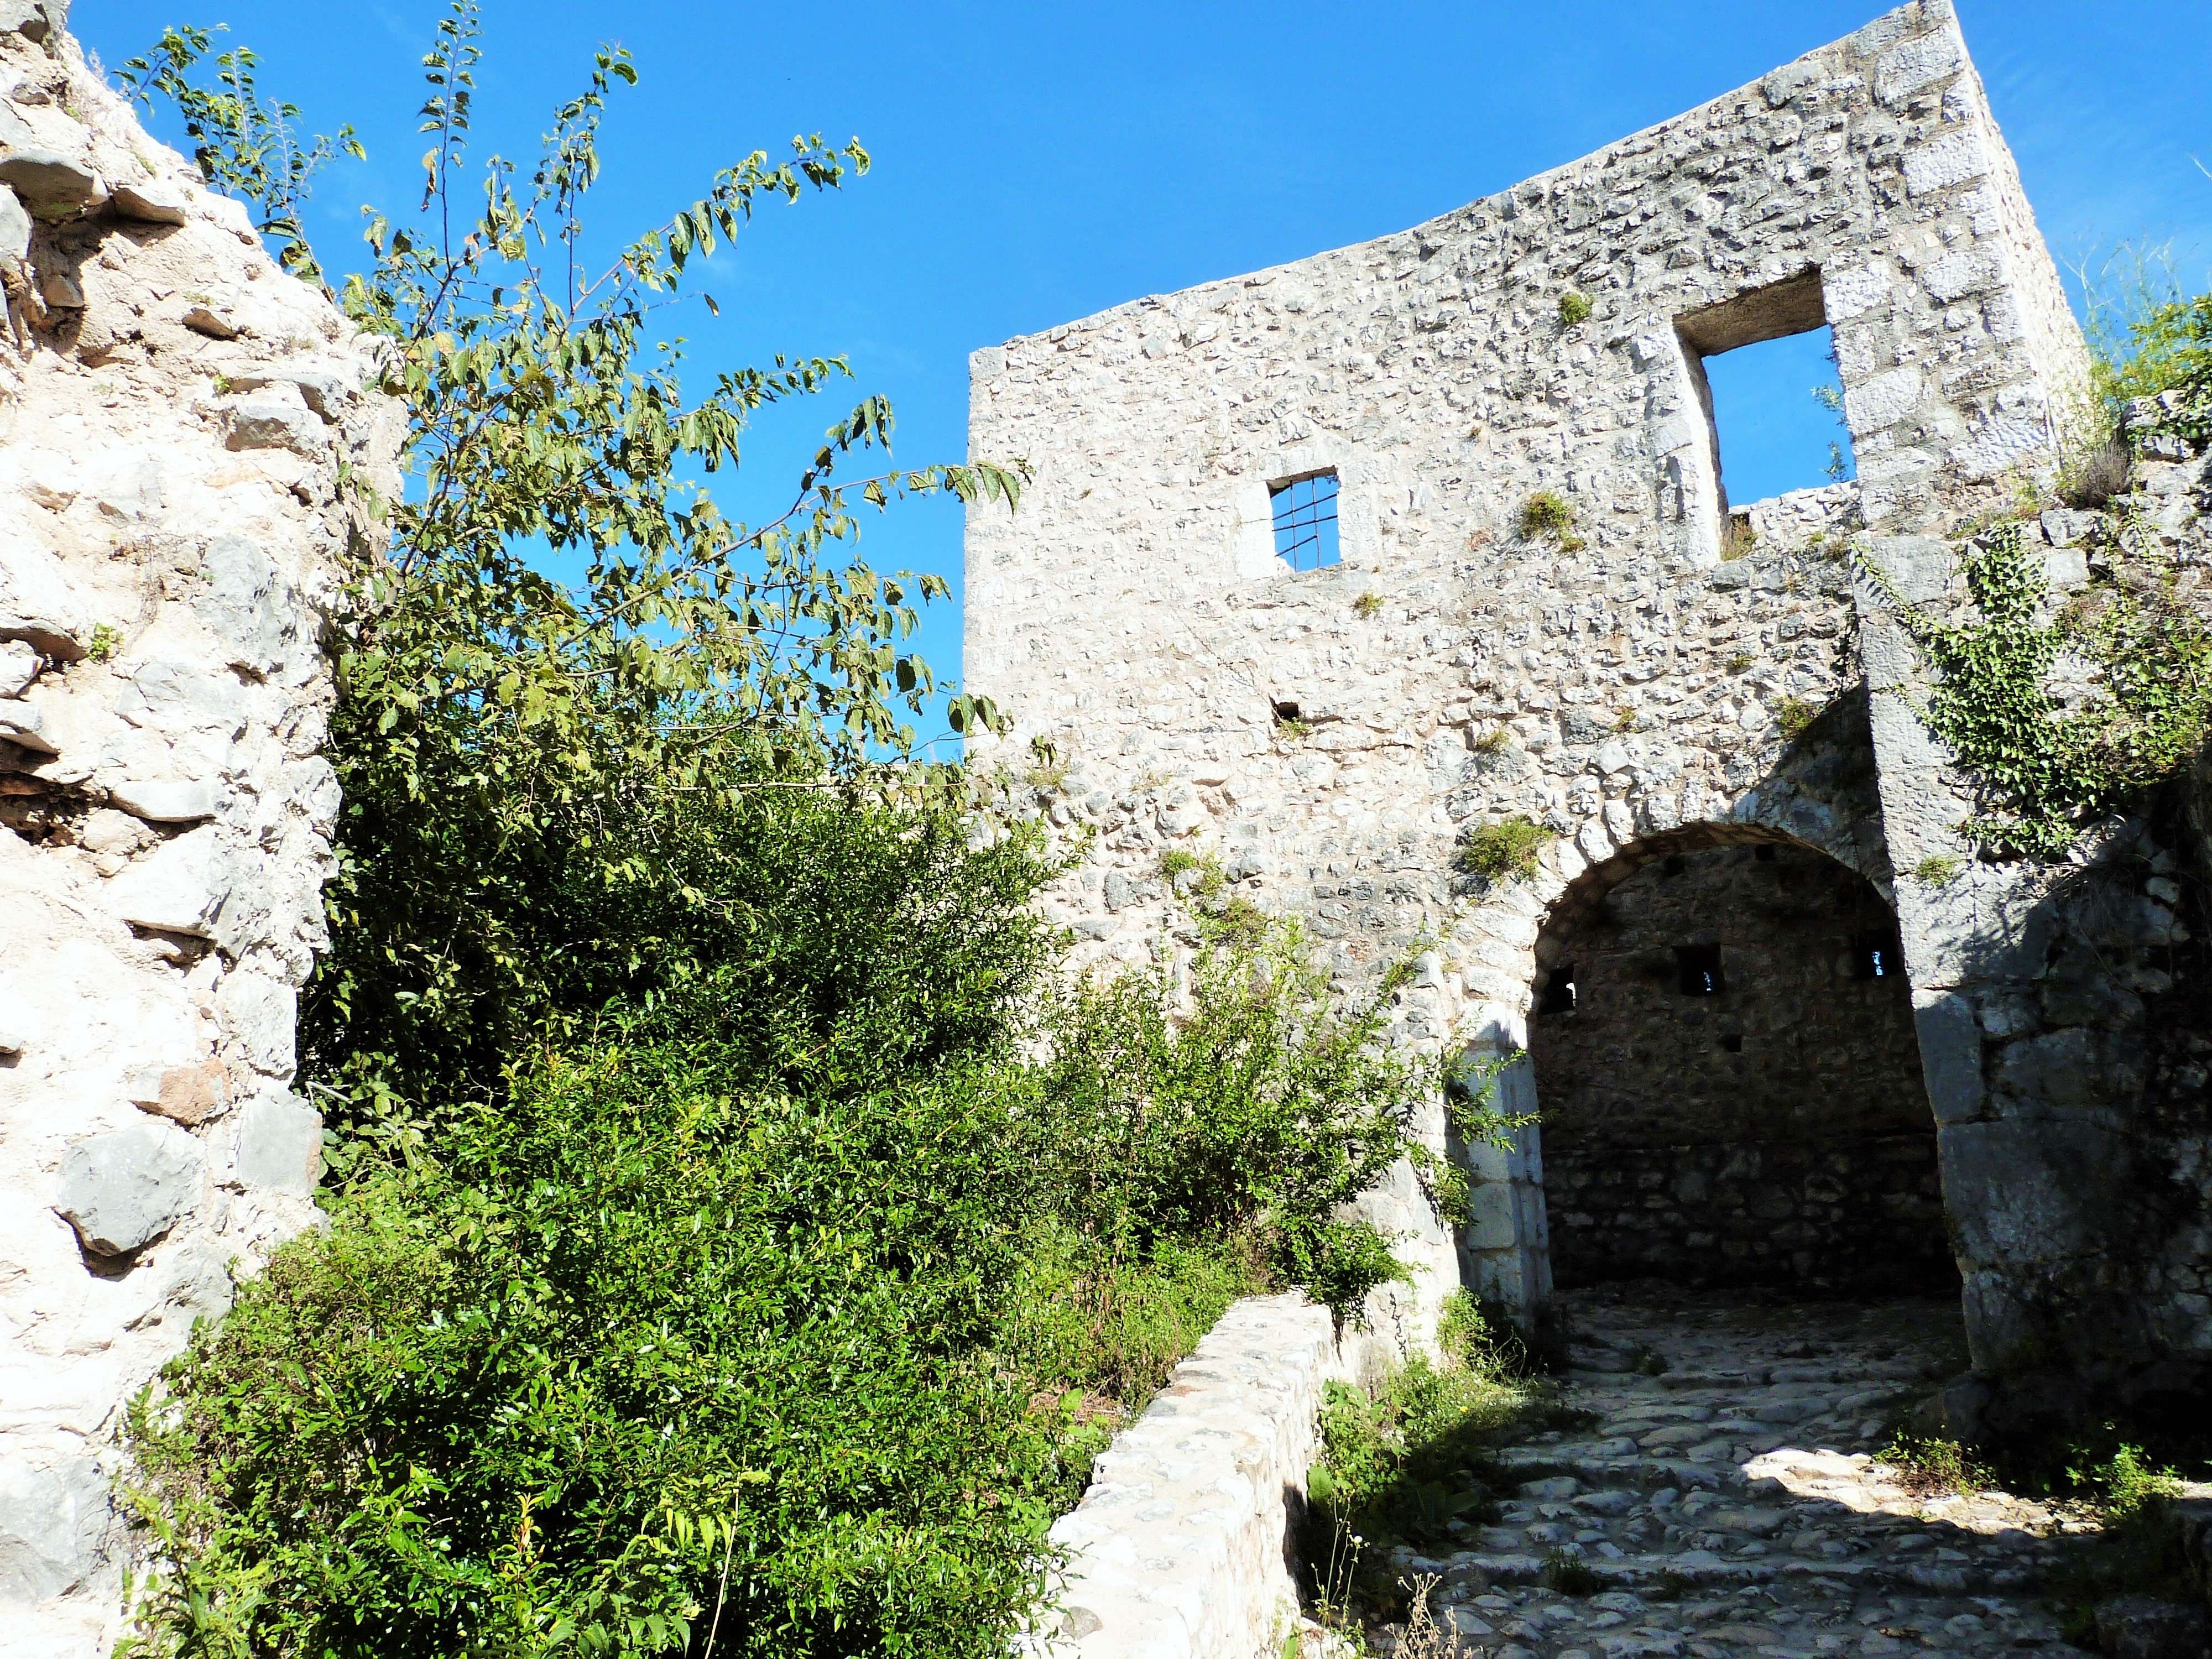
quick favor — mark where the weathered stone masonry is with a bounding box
[966,0,2209,1436]
[0,7,400,1654]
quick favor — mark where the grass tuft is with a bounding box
[1460,815,1552,883]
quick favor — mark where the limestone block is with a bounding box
[0,147,98,216]
[195,534,295,674]
[229,1092,321,1196]
[215,970,297,1078]
[2093,1596,2210,1659]
[225,387,327,457]
[116,660,247,737]
[1995,1027,2146,1112]
[0,639,36,698]
[0,695,53,752]
[126,1058,230,1128]
[1911,992,1985,1126]
[107,778,216,823]
[0,1452,109,1603]
[0,180,27,268]
[0,537,87,659]
[54,1121,204,1255]
[106,178,187,225]
[102,823,223,936]
[1938,1116,2122,1265]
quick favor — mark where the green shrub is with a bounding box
[1860,522,2212,854]
[1776,696,1821,739]
[1542,1548,1606,1597]
[1460,815,1552,883]
[1558,292,1592,327]
[1354,591,1385,617]
[1914,854,1964,886]
[120,811,1448,1657]
[1518,491,1574,542]
[1301,1302,1547,1621]
[1875,1432,1992,1496]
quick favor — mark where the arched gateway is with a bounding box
[1527,831,1955,1298]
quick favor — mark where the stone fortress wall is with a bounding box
[0,6,400,1652]
[965,0,2209,1426]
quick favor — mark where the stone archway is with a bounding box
[1525,829,1958,1298]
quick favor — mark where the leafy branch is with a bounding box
[116,25,362,283]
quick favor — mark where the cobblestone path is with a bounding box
[1360,1285,2096,1659]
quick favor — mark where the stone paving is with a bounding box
[1358,1284,2098,1659]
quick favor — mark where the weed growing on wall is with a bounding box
[1460,814,1553,883]
[1860,522,2212,855]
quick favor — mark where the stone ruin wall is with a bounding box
[0,7,400,1652]
[965,0,2209,1420]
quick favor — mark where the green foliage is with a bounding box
[1875,1432,1992,1497]
[1557,293,1592,327]
[119,800,1448,1656]
[1301,1297,1547,1621]
[116,16,1476,1657]
[1720,517,1757,561]
[1354,591,1385,618]
[1276,716,1314,740]
[1460,815,1552,883]
[1914,854,1964,886]
[116,25,362,282]
[2068,1438,2185,1525]
[1775,696,1821,740]
[1541,1550,1606,1597]
[156,0,1031,1128]
[1725,651,1754,674]
[86,623,121,662]
[1813,382,1851,482]
[1518,491,1574,542]
[1861,523,2212,854]
[1470,725,1512,755]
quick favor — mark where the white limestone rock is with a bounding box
[54,1121,205,1255]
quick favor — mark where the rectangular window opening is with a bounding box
[1270,471,1341,572]
[1674,943,1725,997]
[1852,928,1902,980]
[1675,268,1857,524]
[1537,965,1578,1017]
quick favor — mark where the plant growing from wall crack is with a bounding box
[1859,522,2212,855]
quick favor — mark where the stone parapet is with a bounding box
[1040,1293,1348,1659]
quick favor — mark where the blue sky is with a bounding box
[79,1,2211,734]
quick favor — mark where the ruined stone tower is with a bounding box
[964,0,2209,1422]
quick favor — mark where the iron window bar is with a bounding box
[1269,472,1340,571]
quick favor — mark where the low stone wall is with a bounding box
[1041,1294,1349,1659]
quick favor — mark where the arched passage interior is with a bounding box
[1526,836,1958,1297]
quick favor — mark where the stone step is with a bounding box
[1429,1546,2037,1597]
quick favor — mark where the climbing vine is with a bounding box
[1861,521,2212,855]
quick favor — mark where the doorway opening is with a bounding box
[1526,839,1956,1297]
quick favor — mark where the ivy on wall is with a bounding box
[1862,520,2212,855]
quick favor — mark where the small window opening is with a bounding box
[1755,844,1777,863]
[1675,943,1725,997]
[1537,965,1578,1016]
[1662,855,1687,878]
[1675,267,1856,519]
[1272,700,1302,723]
[1719,1032,1744,1054]
[1270,472,1340,571]
[1852,928,1902,980]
